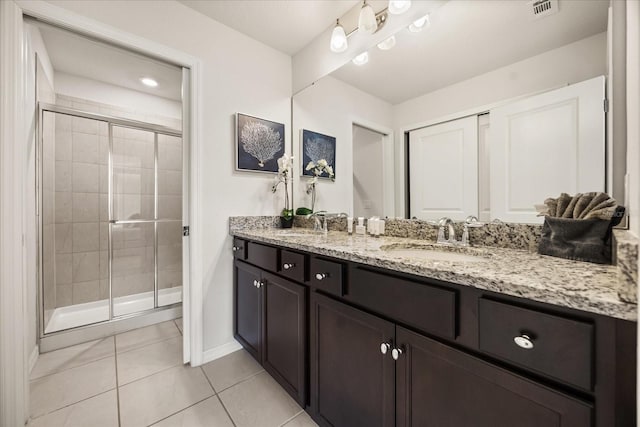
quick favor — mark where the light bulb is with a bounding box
[330,19,348,53]
[140,77,158,87]
[377,35,396,51]
[352,51,369,66]
[388,0,411,15]
[358,1,377,35]
[409,14,429,32]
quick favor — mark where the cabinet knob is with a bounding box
[315,273,328,281]
[232,246,242,252]
[252,280,258,287]
[283,263,295,270]
[256,280,263,289]
[513,334,534,350]
[392,347,404,360]
[380,342,391,355]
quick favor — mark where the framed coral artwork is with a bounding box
[236,113,285,173]
[300,129,336,178]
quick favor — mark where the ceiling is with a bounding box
[331,0,609,104]
[35,23,183,101]
[178,0,360,55]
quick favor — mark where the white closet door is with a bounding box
[478,114,491,223]
[409,116,478,221]
[490,76,605,223]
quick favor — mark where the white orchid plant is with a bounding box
[305,159,335,212]
[272,153,294,219]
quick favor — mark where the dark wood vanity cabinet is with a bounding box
[233,256,307,406]
[232,237,636,427]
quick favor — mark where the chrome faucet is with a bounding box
[437,217,457,244]
[307,212,348,234]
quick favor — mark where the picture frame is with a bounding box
[236,113,285,173]
[300,129,336,178]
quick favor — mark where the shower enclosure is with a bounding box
[37,103,184,340]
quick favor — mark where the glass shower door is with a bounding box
[111,126,157,316]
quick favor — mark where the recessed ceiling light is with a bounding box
[409,14,430,32]
[377,35,396,51]
[352,52,369,66]
[140,77,158,87]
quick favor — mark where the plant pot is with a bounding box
[280,216,294,229]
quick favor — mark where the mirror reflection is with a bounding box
[292,0,615,224]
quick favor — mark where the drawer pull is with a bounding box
[232,246,242,251]
[392,347,404,360]
[252,280,258,287]
[380,342,391,355]
[256,281,263,289]
[283,263,295,270]
[514,334,534,350]
[315,273,329,281]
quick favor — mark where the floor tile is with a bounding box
[117,336,183,385]
[282,411,318,427]
[219,371,301,427]
[115,320,180,353]
[28,390,118,427]
[31,337,114,380]
[151,396,234,427]
[118,364,214,427]
[201,349,263,392]
[174,318,183,333]
[30,357,116,418]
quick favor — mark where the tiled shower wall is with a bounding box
[52,94,182,309]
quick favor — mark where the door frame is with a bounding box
[1,2,204,422]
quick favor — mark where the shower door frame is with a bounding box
[36,103,185,341]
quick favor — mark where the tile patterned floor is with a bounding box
[28,319,318,427]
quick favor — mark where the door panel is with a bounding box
[395,326,592,427]
[234,260,263,362]
[310,292,395,427]
[490,76,605,223]
[263,273,307,405]
[409,116,478,221]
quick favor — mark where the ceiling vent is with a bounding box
[528,0,559,20]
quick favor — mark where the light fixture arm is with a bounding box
[344,7,389,38]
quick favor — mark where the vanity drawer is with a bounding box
[246,242,278,272]
[279,250,307,283]
[348,267,456,339]
[232,238,247,260]
[478,298,593,390]
[309,257,344,296]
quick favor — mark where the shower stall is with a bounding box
[37,103,184,346]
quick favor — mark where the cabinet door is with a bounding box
[234,260,263,362]
[263,272,307,406]
[310,292,395,427]
[395,326,592,427]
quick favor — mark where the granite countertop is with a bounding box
[231,227,637,321]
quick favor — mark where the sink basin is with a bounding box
[380,244,490,263]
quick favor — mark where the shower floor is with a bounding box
[44,286,182,334]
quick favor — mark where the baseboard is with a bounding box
[28,345,39,374]
[200,339,243,365]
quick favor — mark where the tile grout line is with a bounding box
[146,395,213,427]
[114,338,122,427]
[116,332,182,356]
[29,388,116,421]
[278,409,305,427]
[30,352,115,382]
[117,358,185,388]
[199,366,237,427]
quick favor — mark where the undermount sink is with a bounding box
[380,244,490,263]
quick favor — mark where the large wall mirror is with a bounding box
[292,0,624,224]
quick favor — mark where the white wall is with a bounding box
[293,76,393,215]
[392,32,607,216]
[626,0,639,238]
[40,0,292,354]
[55,72,182,120]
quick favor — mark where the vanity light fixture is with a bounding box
[388,0,411,15]
[358,1,378,35]
[352,51,369,66]
[330,19,348,52]
[409,14,430,32]
[377,35,396,51]
[140,77,158,87]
